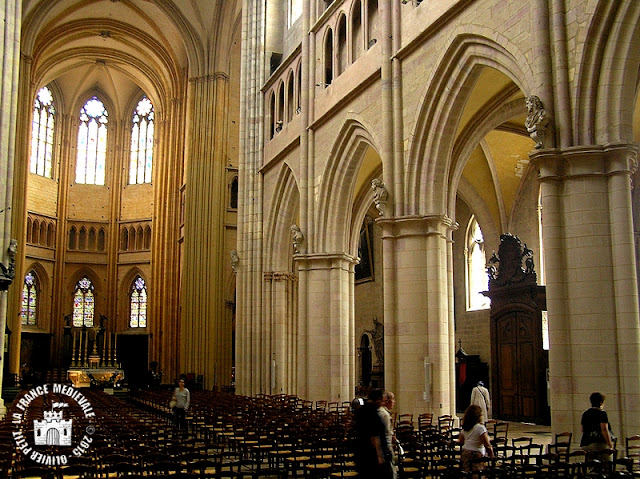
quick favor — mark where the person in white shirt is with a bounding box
[470,381,491,423]
[378,391,396,478]
[457,404,494,473]
[171,378,190,430]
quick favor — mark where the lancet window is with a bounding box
[129,96,154,184]
[21,271,37,326]
[76,96,108,185]
[130,276,147,328]
[73,276,95,327]
[30,86,56,178]
[466,215,490,311]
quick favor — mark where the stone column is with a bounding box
[149,94,186,384]
[380,215,456,417]
[181,74,232,388]
[263,272,298,394]
[532,144,640,440]
[295,253,357,402]
[0,0,22,419]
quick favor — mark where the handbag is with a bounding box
[169,399,177,408]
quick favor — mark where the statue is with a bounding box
[0,239,17,290]
[371,179,389,216]
[525,95,550,149]
[365,317,384,365]
[523,244,535,275]
[291,224,304,254]
[230,250,239,273]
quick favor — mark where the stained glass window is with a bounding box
[21,271,37,326]
[130,276,147,328]
[129,96,154,184]
[76,97,108,185]
[466,215,490,311]
[73,276,95,327]
[31,86,56,178]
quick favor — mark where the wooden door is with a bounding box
[117,335,149,389]
[494,310,540,423]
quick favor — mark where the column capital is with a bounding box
[188,72,229,84]
[293,252,358,271]
[376,215,458,240]
[530,143,638,182]
[263,271,298,282]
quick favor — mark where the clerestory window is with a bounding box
[76,97,108,185]
[30,86,56,178]
[129,96,154,184]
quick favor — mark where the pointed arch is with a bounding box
[263,164,300,272]
[315,116,382,252]
[32,219,40,245]
[349,169,382,257]
[574,1,640,144]
[406,30,533,216]
[47,222,55,247]
[121,228,129,251]
[447,97,528,224]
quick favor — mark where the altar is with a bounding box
[68,368,124,388]
[66,327,124,387]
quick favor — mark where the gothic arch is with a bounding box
[21,262,50,329]
[406,30,533,216]
[263,163,300,272]
[22,3,199,80]
[349,169,381,257]
[120,267,148,330]
[23,262,50,300]
[68,269,101,296]
[315,116,382,253]
[573,1,640,144]
[447,97,528,225]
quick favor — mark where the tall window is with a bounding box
[129,96,154,184]
[288,0,302,27]
[76,97,108,185]
[73,277,95,327]
[21,271,37,326]
[130,276,147,328]
[466,216,490,311]
[31,86,56,178]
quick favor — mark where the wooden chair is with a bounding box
[56,463,96,479]
[489,422,509,453]
[418,412,434,430]
[627,434,640,473]
[13,467,54,479]
[398,413,414,429]
[547,431,572,461]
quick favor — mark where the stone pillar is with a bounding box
[149,95,186,384]
[296,253,357,402]
[263,272,298,395]
[532,144,640,440]
[181,74,232,388]
[0,0,22,418]
[380,216,456,417]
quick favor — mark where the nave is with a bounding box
[1,388,639,478]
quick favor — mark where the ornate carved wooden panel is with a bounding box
[486,234,549,424]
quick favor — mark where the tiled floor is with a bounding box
[505,421,553,449]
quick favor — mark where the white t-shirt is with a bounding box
[461,423,488,454]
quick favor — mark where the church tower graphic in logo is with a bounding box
[33,407,73,446]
